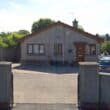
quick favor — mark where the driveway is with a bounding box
[13,64,78,110]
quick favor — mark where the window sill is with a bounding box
[54,54,63,56]
[86,54,97,56]
[27,53,45,56]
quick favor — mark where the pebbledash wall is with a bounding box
[21,24,100,64]
[78,62,110,110]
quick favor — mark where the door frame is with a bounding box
[74,42,86,62]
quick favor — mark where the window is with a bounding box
[39,45,45,54]
[89,44,96,55]
[54,43,63,56]
[27,44,45,55]
[33,45,39,54]
[27,44,33,54]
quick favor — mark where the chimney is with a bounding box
[73,19,78,28]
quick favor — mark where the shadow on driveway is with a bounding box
[12,103,78,110]
[13,64,78,74]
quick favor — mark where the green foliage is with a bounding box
[17,30,30,35]
[31,18,55,33]
[0,37,8,48]
[78,25,84,31]
[0,30,29,48]
[0,32,10,37]
[101,41,110,54]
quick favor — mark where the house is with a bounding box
[21,21,103,65]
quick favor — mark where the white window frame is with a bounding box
[27,44,33,54]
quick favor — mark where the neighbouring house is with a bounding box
[21,21,103,65]
[104,34,110,41]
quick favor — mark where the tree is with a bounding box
[0,30,29,48]
[0,37,8,48]
[78,25,84,31]
[31,18,55,33]
[0,32,10,37]
[18,30,30,35]
[101,41,110,54]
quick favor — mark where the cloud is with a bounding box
[0,0,110,34]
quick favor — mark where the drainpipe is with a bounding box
[63,28,66,65]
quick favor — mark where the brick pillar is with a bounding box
[0,62,13,109]
[78,62,99,110]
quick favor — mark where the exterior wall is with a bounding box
[85,56,98,61]
[21,25,100,63]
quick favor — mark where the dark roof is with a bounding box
[21,21,104,43]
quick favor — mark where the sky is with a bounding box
[0,0,110,35]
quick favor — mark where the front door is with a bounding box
[75,43,86,62]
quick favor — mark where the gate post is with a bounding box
[78,62,99,110]
[0,62,13,109]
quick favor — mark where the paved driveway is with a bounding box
[13,64,78,110]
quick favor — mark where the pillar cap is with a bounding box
[0,62,12,65]
[79,62,98,66]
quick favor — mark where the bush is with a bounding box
[101,41,110,54]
